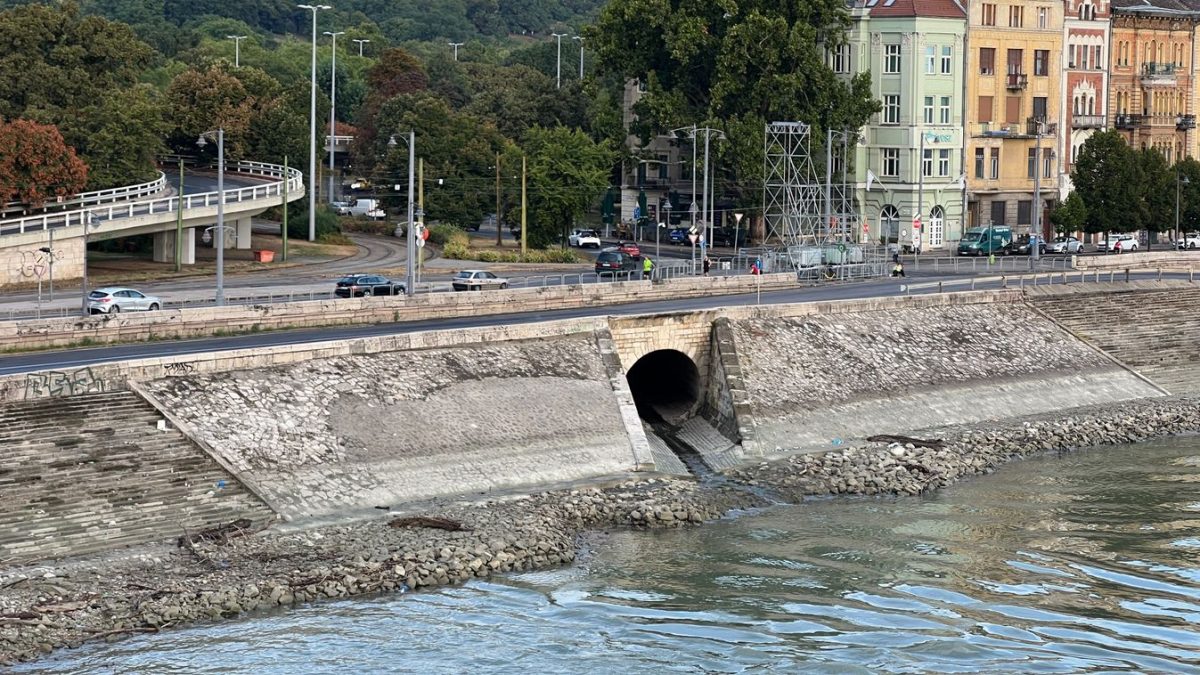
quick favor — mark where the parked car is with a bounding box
[1176,232,1200,250]
[1098,234,1139,253]
[711,226,748,248]
[1015,235,1047,256]
[1049,236,1085,254]
[594,249,639,274]
[452,270,509,291]
[330,200,353,215]
[616,241,641,258]
[668,227,689,245]
[87,287,161,314]
[568,229,602,248]
[334,274,405,297]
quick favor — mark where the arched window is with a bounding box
[881,204,900,243]
[929,205,945,248]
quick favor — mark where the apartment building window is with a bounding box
[980,47,995,75]
[922,149,934,177]
[830,44,849,73]
[990,148,1000,179]
[982,3,996,26]
[924,96,935,124]
[885,44,901,73]
[1006,96,1021,124]
[1009,5,1024,27]
[925,45,936,74]
[1068,45,1076,69]
[1027,148,1038,179]
[1034,50,1049,76]
[882,148,900,177]
[883,94,900,124]
[1007,49,1024,75]
[657,154,669,180]
[1037,6,1048,28]
[978,95,994,123]
[940,96,952,124]
[1080,45,1089,70]
[1033,96,1048,121]
[1094,46,1103,69]
[1043,148,1053,179]
[1017,200,1032,225]
[991,201,1006,226]
[975,148,985,178]
[938,149,951,177]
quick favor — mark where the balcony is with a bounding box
[1114,114,1146,130]
[1072,114,1106,129]
[1178,114,1197,130]
[1141,62,1176,86]
[1005,72,1028,90]
[1026,118,1059,136]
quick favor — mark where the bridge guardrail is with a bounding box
[0,173,168,219]
[0,161,303,237]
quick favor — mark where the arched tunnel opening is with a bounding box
[626,349,702,423]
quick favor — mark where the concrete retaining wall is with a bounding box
[1074,251,1200,270]
[0,272,799,351]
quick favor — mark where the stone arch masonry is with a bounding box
[0,285,1181,564]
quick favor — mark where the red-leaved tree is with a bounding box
[0,119,88,207]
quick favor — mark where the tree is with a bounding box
[165,65,256,158]
[355,47,429,153]
[58,85,169,189]
[523,125,614,249]
[1176,157,1200,235]
[1136,146,1172,248]
[1049,191,1087,236]
[1072,130,1142,236]
[0,119,88,207]
[589,1,878,205]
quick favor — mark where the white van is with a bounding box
[346,199,385,220]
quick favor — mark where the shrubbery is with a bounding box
[432,223,581,263]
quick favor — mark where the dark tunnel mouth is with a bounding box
[626,349,701,423]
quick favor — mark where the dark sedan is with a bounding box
[334,274,405,297]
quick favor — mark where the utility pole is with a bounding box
[449,42,464,60]
[824,128,833,244]
[282,155,289,262]
[917,131,925,254]
[325,30,344,205]
[175,157,184,272]
[352,38,369,57]
[495,153,503,247]
[406,134,415,294]
[298,3,331,242]
[1032,121,1042,263]
[552,33,567,89]
[227,35,247,68]
[573,36,585,79]
[418,157,424,284]
[521,155,528,258]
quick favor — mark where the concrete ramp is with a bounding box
[142,333,641,521]
[731,303,1164,456]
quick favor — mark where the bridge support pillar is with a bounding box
[233,218,253,250]
[152,228,195,265]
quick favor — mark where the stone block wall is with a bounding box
[731,303,1165,455]
[0,234,84,288]
[141,333,639,521]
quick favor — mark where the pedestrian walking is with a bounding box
[642,255,654,281]
[702,256,711,276]
[750,260,761,275]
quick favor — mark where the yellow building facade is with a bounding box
[966,0,1065,237]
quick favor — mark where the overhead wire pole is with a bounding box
[449,42,464,60]
[298,3,331,241]
[572,35,585,78]
[325,30,344,205]
[352,38,369,57]
[495,153,503,247]
[552,33,567,89]
[388,133,417,295]
[227,35,247,67]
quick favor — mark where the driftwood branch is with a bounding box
[866,435,946,450]
[387,516,470,532]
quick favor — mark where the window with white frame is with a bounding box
[938,149,951,176]
[923,96,934,124]
[885,44,901,73]
[1037,6,1048,28]
[939,96,952,124]
[830,44,849,73]
[941,45,952,74]
[882,148,900,177]
[922,148,933,177]
[883,94,900,124]
[925,45,936,74]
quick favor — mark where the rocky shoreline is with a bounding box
[2,395,1198,667]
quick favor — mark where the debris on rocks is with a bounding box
[866,435,945,449]
[387,516,470,532]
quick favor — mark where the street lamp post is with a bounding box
[352,38,370,57]
[196,128,227,306]
[1177,171,1190,246]
[227,35,247,67]
[80,212,95,317]
[552,33,568,89]
[325,30,345,205]
[388,133,416,296]
[572,35,585,79]
[1031,119,1043,263]
[299,3,331,241]
[449,42,464,61]
[659,200,672,260]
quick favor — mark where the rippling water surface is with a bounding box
[18,437,1200,673]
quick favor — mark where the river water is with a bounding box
[17,437,1200,674]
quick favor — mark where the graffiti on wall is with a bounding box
[24,367,107,399]
[18,248,63,279]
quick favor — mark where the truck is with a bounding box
[344,199,386,220]
[957,225,1013,256]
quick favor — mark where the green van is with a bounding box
[957,225,1014,256]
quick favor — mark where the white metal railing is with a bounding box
[0,161,303,237]
[0,173,167,218]
[324,135,354,148]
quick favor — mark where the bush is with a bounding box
[339,218,394,236]
[428,223,468,247]
[439,244,582,264]
[281,200,341,240]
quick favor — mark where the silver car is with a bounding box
[87,287,162,314]
[451,270,509,291]
[1049,236,1085,254]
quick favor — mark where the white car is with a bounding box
[568,229,602,248]
[1098,234,1139,253]
[1177,233,1200,250]
[451,270,509,291]
[87,287,162,314]
[1048,236,1085,254]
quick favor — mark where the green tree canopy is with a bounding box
[523,125,614,248]
[1072,130,1143,235]
[1048,191,1086,236]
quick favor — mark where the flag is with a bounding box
[866,169,878,191]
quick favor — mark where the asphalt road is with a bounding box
[0,276,984,376]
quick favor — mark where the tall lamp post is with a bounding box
[552,33,568,89]
[325,30,345,205]
[227,35,247,67]
[388,133,416,296]
[352,38,370,57]
[658,199,672,259]
[299,3,331,241]
[80,212,95,317]
[449,42,464,61]
[196,128,227,306]
[572,35,585,79]
[1177,171,1190,246]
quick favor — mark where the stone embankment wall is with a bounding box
[730,302,1165,455]
[141,333,642,521]
[1029,283,1200,395]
